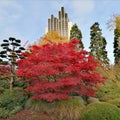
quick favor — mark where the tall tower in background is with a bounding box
[48,14,59,33]
[58,7,68,37]
[47,7,72,39]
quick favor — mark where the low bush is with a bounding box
[0,79,9,89]
[0,86,5,94]
[96,65,120,102]
[0,89,28,118]
[0,77,28,90]
[96,80,120,101]
[25,98,57,113]
[55,97,85,120]
[0,108,10,119]
[81,102,120,120]
[7,109,52,120]
[108,98,120,108]
[113,64,120,81]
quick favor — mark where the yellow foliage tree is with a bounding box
[114,15,120,30]
[38,31,68,45]
[107,15,120,31]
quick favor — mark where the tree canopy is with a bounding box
[16,39,104,102]
[89,22,109,66]
[70,24,84,49]
[38,31,68,45]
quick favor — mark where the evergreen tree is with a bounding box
[0,37,25,90]
[113,16,120,64]
[70,24,84,49]
[107,15,120,64]
[89,22,109,66]
[114,29,120,64]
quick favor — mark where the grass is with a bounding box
[96,65,120,101]
[25,97,85,120]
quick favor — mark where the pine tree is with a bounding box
[0,37,25,90]
[89,22,109,66]
[114,29,120,64]
[107,15,120,64]
[113,16,120,64]
[70,24,84,49]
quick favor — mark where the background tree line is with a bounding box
[70,15,120,65]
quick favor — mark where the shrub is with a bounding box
[96,65,120,102]
[113,64,120,81]
[0,79,9,89]
[81,102,120,120]
[25,98,52,114]
[0,86,5,94]
[25,98,57,114]
[55,97,85,120]
[108,98,120,108]
[0,108,10,118]
[96,81,120,101]
[7,109,52,120]
[26,97,85,120]
[0,89,28,118]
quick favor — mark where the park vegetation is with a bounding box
[0,15,120,120]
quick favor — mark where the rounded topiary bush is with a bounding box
[81,102,120,120]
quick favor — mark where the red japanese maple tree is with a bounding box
[16,39,105,102]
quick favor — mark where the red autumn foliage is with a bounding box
[7,109,52,120]
[0,65,10,79]
[16,39,105,102]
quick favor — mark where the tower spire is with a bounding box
[47,7,70,39]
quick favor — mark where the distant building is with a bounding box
[46,7,72,39]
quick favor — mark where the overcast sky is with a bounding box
[0,0,120,64]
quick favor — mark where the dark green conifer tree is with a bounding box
[0,37,25,90]
[89,22,109,66]
[70,24,84,49]
[114,28,120,64]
